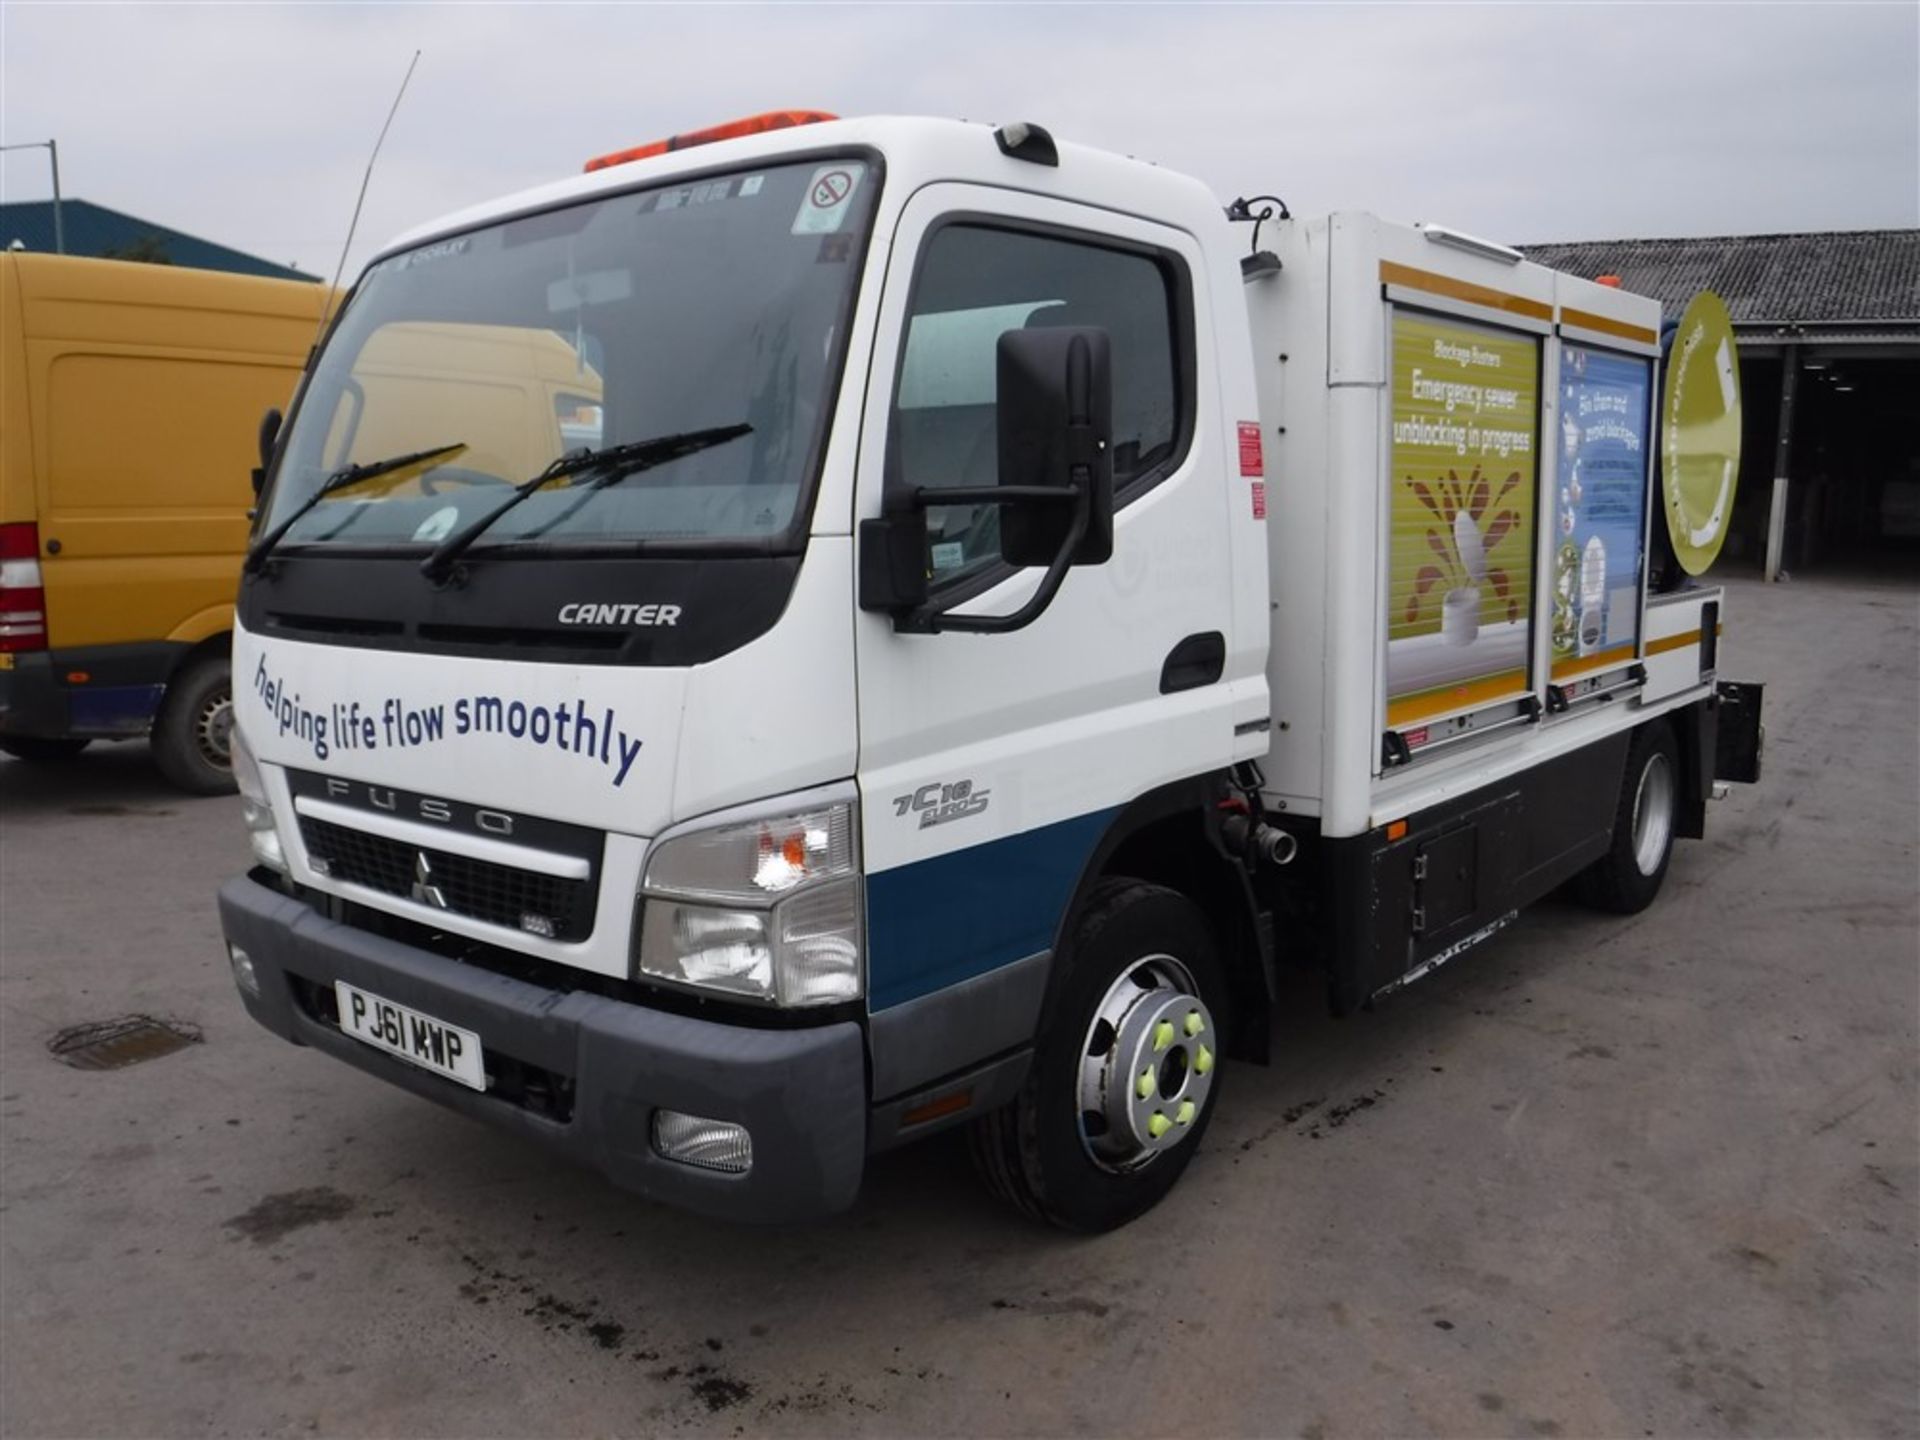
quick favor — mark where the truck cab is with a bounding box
[219,113,1759,1230]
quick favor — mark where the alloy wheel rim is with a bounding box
[196,691,234,770]
[1077,954,1217,1172]
[1631,752,1674,876]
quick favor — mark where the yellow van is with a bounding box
[330,321,606,485]
[0,254,327,791]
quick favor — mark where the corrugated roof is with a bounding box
[0,199,317,282]
[1520,229,1920,328]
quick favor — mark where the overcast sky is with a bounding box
[4,2,1915,278]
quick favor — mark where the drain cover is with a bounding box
[49,1016,202,1070]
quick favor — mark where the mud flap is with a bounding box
[1714,680,1764,785]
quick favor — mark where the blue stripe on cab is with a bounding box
[865,809,1118,1012]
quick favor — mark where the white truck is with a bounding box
[219,112,1763,1231]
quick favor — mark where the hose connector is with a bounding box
[1222,814,1298,868]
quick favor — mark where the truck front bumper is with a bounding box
[218,875,868,1223]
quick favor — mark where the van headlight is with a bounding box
[231,726,286,874]
[636,795,862,1006]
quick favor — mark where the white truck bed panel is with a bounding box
[1249,212,1685,839]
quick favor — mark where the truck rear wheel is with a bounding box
[0,736,91,763]
[151,655,235,796]
[969,879,1228,1232]
[1574,722,1679,914]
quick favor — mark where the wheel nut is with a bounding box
[1185,1009,1204,1036]
[1176,1100,1196,1126]
[1195,1044,1214,1076]
[1153,1020,1175,1051]
[1148,1111,1172,1139]
[1136,1067,1155,1099]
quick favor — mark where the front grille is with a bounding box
[299,817,597,941]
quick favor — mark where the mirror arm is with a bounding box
[911,487,1090,636]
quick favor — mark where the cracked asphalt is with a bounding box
[2,572,1914,1438]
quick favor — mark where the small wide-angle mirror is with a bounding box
[252,406,283,496]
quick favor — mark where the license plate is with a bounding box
[334,981,485,1091]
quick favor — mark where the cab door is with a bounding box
[852,184,1251,1020]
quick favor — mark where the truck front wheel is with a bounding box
[969,880,1229,1232]
[1574,722,1679,914]
[151,655,236,796]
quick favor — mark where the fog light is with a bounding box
[651,1110,752,1174]
[227,942,260,998]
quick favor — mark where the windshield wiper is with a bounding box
[418,423,752,583]
[244,442,468,575]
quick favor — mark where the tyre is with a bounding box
[969,879,1229,1232]
[1574,722,1680,914]
[0,736,91,763]
[151,655,235,795]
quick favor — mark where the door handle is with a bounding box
[1160,631,1225,694]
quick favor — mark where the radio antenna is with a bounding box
[311,49,422,355]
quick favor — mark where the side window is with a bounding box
[890,223,1184,584]
[554,392,605,451]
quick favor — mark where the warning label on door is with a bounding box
[793,165,863,235]
[1237,422,1264,477]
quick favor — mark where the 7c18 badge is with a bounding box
[893,778,991,829]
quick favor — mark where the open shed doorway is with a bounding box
[1728,349,1920,579]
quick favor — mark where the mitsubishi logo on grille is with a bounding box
[411,852,449,910]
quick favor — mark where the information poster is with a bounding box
[1387,312,1539,726]
[1553,345,1652,674]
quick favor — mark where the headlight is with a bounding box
[231,725,286,873]
[637,795,862,1006]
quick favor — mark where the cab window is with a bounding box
[889,223,1187,584]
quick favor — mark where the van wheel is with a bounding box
[151,656,235,796]
[0,736,91,763]
[1575,723,1679,914]
[969,880,1228,1232]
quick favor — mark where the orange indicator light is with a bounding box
[901,1090,973,1127]
[585,110,838,173]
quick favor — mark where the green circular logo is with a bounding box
[1661,291,1743,575]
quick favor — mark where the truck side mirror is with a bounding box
[996,326,1114,567]
[857,325,1115,635]
[253,407,283,497]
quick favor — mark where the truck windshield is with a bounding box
[264,158,875,554]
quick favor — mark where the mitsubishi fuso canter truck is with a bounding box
[218,111,1763,1232]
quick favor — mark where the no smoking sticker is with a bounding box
[792,164,863,235]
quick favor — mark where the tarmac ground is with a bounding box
[1,572,1915,1438]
